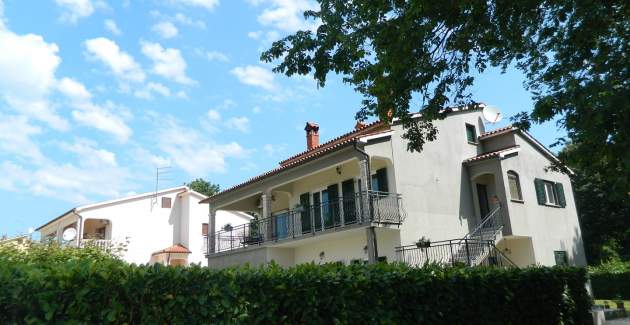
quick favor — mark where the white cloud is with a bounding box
[252,106,262,113]
[152,21,178,39]
[263,143,286,157]
[168,0,219,11]
[104,19,121,35]
[58,138,117,167]
[148,112,248,176]
[141,41,195,85]
[84,37,146,83]
[206,50,229,62]
[0,28,69,130]
[247,31,262,39]
[231,65,275,90]
[72,101,132,142]
[207,109,221,121]
[57,77,92,102]
[150,11,206,29]
[55,0,95,23]
[226,116,250,133]
[0,0,6,29]
[134,82,172,99]
[0,114,44,163]
[252,0,318,32]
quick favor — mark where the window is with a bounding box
[544,181,557,205]
[202,223,208,236]
[554,251,568,266]
[507,171,523,201]
[465,124,477,143]
[161,197,171,208]
[534,178,566,207]
[371,168,389,192]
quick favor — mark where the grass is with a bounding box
[594,299,630,312]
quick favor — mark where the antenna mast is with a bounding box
[151,166,172,209]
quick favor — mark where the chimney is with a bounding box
[355,121,367,130]
[304,122,319,150]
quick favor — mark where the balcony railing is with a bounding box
[395,239,516,268]
[80,239,113,250]
[209,191,405,254]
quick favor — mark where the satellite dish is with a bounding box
[482,105,502,123]
[62,227,77,241]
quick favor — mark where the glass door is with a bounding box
[274,212,289,239]
[313,192,322,231]
[342,179,356,224]
[299,193,311,233]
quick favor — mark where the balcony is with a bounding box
[209,191,405,254]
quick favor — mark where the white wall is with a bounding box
[499,135,587,266]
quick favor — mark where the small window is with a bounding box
[161,197,172,208]
[507,171,523,201]
[202,223,208,236]
[554,251,568,266]
[544,181,557,205]
[465,124,477,143]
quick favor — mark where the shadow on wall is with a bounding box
[459,167,475,233]
[571,226,587,266]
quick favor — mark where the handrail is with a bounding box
[459,206,502,243]
[208,191,405,254]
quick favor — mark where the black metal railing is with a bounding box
[209,191,405,254]
[395,239,516,268]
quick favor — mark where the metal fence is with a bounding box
[396,239,516,267]
[209,191,405,254]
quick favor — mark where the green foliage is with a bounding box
[262,0,629,199]
[0,241,124,266]
[0,256,591,324]
[187,178,220,197]
[589,261,630,300]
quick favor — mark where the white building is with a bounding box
[202,106,587,268]
[37,186,251,266]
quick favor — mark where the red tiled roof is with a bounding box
[279,121,388,166]
[478,125,516,140]
[152,244,191,256]
[463,145,520,164]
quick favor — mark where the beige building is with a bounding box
[202,106,587,268]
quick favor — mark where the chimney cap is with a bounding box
[305,121,319,132]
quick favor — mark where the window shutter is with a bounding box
[555,183,566,207]
[534,178,546,205]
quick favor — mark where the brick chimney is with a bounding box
[304,122,319,150]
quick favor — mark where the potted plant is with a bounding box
[244,218,262,245]
[415,236,431,248]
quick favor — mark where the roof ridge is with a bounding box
[279,120,384,166]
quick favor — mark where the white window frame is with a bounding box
[544,181,558,205]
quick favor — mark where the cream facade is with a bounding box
[37,186,252,266]
[203,107,587,269]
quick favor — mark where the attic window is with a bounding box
[466,124,477,143]
[161,197,171,208]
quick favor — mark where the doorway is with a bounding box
[476,183,490,218]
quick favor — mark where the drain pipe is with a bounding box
[354,142,378,263]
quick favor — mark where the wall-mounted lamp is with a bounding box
[336,166,342,175]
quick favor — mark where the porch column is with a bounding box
[209,208,216,254]
[358,158,371,223]
[261,190,272,241]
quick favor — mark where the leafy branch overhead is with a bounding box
[261,0,629,194]
[187,178,220,197]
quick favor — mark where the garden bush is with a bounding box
[589,260,630,299]
[0,249,591,325]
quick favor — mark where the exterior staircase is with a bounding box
[396,206,516,267]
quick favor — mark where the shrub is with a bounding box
[589,260,630,299]
[0,256,591,325]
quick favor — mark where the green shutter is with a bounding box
[555,182,566,207]
[534,178,546,205]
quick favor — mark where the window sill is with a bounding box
[510,199,525,204]
[467,141,478,145]
[543,203,563,208]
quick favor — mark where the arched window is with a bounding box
[507,171,523,201]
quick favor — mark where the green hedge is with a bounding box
[0,260,591,324]
[589,260,630,299]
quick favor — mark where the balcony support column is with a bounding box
[261,190,272,241]
[209,208,217,254]
[358,157,371,223]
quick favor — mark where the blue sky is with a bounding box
[0,0,564,237]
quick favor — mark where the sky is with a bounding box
[0,0,565,237]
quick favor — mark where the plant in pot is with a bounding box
[415,236,431,248]
[245,217,262,244]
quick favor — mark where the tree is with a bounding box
[559,144,630,264]
[262,0,629,197]
[187,178,220,197]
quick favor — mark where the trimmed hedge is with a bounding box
[590,272,630,299]
[0,260,591,324]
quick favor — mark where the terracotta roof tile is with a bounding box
[478,125,516,140]
[463,145,520,164]
[152,244,191,255]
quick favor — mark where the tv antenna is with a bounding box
[151,166,172,209]
[482,105,502,123]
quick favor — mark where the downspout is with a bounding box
[354,142,378,263]
[69,209,83,247]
